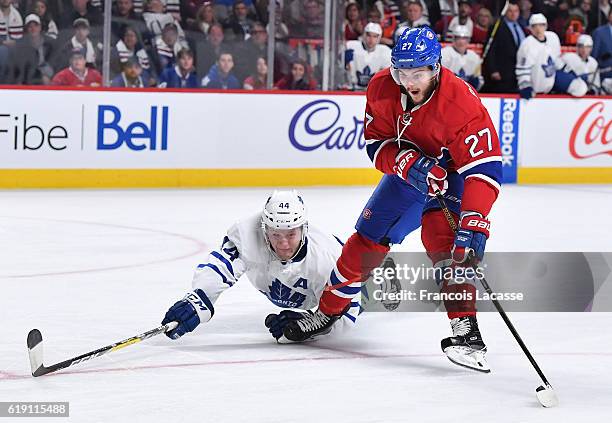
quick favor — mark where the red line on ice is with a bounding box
[2,351,612,381]
[0,216,208,278]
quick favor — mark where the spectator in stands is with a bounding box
[345,22,391,90]
[9,13,55,84]
[562,34,601,93]
[373,0,401,44]
[111,57,150,87]
[214,0,254,22]
[435,0,458,35]
[472,7,493,44]
[201,50,241,88]
[394,0,430,42]
[143,0,185,42]
[113,0,139,19]
[518,0,534,29]
[592,9,612,92]
[243,55,267,89]
[31,0,58,39]
[60,0,102,29]
[345,2,364,41]
[446,0,474,41]
[266,0,290,42]
[223,0,254,42]
[366,6,393,46]
[158,47,198,87]
[569,0,593,32]
[57,18,101,70]
[591,0,611,29]
[0,0,22,82]
[441,24,483,90]
[274,58,316,90]
[184,0,212,28]
[194,22,228,79]
[0,0,23,45]
[51,47,102,86]
[186,1,217,34]
[290,0,324,39]
[111,0,148,40]
[482,1,525,93]
[232,21,266,82]
[154,22,188,71]
[548,0,571,38]
[110,25,154,81]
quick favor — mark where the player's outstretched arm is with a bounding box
[162,230,245,339]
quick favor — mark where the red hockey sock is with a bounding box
[319,232,389,315]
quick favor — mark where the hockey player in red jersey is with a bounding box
[281,26,502,373]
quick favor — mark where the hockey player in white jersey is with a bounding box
[345,22,391,90]
[516,13,588,99]
[161,191,359,342]
[562,34,601,94]
[441,25,483,90]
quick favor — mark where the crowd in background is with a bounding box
[0,0,610,93]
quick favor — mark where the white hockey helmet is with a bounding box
[453,25,471,39]
[577,34,593,47]
[261,190,308,259]
[529,13,547,26]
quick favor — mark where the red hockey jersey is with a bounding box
[364,66,502,216]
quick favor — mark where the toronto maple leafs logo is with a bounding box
[541,56,556,78]
[260,279,306,308]
[357,65,373,86]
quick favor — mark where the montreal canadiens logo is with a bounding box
[363,208,373,220]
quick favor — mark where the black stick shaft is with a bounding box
[434,191,551,387]
[31,322,177,377]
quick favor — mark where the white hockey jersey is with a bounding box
[345,40,391,90]
[562,52,600,93]
[516,32,563,94]
[441,46,483,90]
[191,213,359,333]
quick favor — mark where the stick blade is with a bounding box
[27,329,45,377]
[536,385,559,408]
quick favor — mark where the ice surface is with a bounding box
[1,185,611,422]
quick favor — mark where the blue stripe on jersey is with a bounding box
[333,235,345,246]
[330,269,344,286]
[342,311,357,323]
[462,161,502,185]
[338,285,362,295]
[366,140,386,163]
[211,251,234,276]
[197,263,233,287]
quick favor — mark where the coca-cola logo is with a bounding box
[288,99,365,151]
[569,102,612,159]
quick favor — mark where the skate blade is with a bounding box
[444,346,491,373]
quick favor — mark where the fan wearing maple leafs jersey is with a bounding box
[282,26,502,372]
[161,191,357,343]
[516,14,587,99]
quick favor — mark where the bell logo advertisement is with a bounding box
[569,101,611,160]
[96,105,169,151]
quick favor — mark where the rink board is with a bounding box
[0,87,609,187]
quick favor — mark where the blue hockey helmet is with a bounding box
[391,26,441,69]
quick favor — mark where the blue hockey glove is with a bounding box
[265,310,304,341]
[162,289,214,339]
[519,87,534,100]
[452,212,490,264]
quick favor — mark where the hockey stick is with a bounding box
[26,321,178,377]
[432,188,558,407]
[481,0,510,61]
